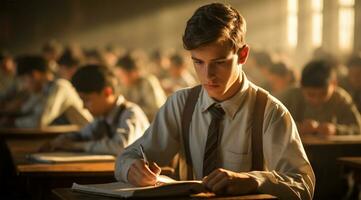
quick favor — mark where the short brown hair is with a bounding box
[183,3,246,51]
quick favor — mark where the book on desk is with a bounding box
[72,175,206,198]
[26,152,115,163]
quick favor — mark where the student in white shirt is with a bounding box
[14,55,92,128]
[115,3,315,200]
[40,65,149,155]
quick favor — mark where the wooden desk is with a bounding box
[52,188,277,200]
[5,139,115,200]
[301,135,361,200]
[0,125,80,138]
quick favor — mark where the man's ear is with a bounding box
[237,45,250,65]
[103,86,113,97]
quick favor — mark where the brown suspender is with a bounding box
[181,85,268,179]
[251,88,268,171]
[181,85,202,180]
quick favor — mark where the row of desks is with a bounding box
[2,127,361,200]
[0,127,278,200]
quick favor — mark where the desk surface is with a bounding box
[0,125,80,138]
[6,139,115,177]
[301,134,361,146]
[52,188,277,200]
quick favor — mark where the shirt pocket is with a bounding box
[222,150,251,172]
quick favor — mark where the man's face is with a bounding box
[302,84,335,107]
[79,91,108,117]
[115,68,132,87]
[20,72,43,93]
[190,41,248,101]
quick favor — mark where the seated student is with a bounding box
[280,59,361,136]
[0,52,16,95]
[268,61,296,98]
[339,53,361,112]
[57,48,83,81]
[12,55,93,128]
[115,3,314,200]
[42,39,63,74]
[40,65,149,155]
[114,53,166,121]
[161,52,197,96]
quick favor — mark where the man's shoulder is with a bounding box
[119,99,149,122]
[250,83,292,120]
[332,87,354,105]
[52,78,77,92]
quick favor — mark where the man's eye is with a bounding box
[215,61,225,65]
[193,60,203,65]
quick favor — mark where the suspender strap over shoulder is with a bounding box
[181,85,202,180]
[251,88,268,171]
[181,85,268,179]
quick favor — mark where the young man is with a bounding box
[115,3,315,200]
[115,53,166,121]
[12,55,92,128]
[40,65,149,155]
[280,60,361,136]
[0,52,16,95]
[268,61,296,98]
[161,52,197,96]
[57,48,83,81]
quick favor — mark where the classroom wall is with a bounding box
[0,0,288,54]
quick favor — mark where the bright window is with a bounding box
[339,0,354,52]
[312,0,323,48]
[287,0,298,48]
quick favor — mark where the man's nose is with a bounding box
[205,64,215,78]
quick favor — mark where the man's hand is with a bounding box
[127,159,161,186]
[297,119,319,135]
[203,168,259,195]
[316,122,336,136]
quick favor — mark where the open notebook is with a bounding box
[27,152,115,163]
[72,175,206,198]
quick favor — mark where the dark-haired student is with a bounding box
[280,60,361,136]
[11,55,92,128]
[57,48,83,81]
[0,52,16,95]
[115,53,166,121]
[40,65,149,155]
[115,3,315,200]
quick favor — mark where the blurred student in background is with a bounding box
[268,61,296,98]
[57,48,83,81]
[4,55,92,128]
[42,40,63,74]
[280,59,361,136]
[0,52,16,95]
[40,65,149,155]
[114,52,166,121]
[161,52,197,96]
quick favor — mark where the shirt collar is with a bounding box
[104,95,125,124]
[201,72,250,119]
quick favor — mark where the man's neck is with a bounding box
[218,73,243,102]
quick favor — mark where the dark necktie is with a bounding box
[202,104,225,177]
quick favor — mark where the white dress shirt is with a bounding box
[115,73,315,200]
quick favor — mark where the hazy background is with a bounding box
[1,0,360,67]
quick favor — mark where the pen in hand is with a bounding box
[139,144,149,165]
[139,144,163,186]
